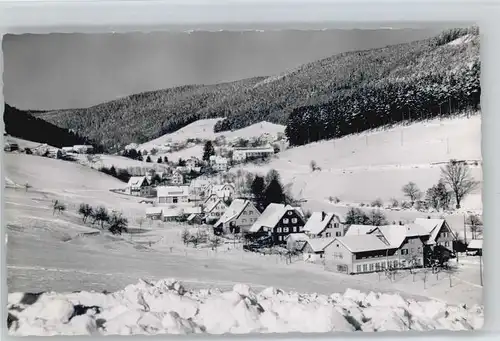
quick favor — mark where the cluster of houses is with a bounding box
[140,178,462,276]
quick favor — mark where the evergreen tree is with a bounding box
[146,156,152,163]
[264,178,285,206]
[163,156,169,163]
[203,140,215,161]
[157,157,162,163]
[251,175,266,209]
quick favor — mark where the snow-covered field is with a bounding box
[7,279,483,336]
[236,114,482,211]
[138,119,285,150]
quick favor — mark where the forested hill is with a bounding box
[32,27,479,151]
[3,104,104,152]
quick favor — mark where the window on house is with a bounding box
[336,231,342,237]
[283,227,289,233]
[277,227,282,233]
[401,249,409,255]
[375,262,380,270]
[292,218,298,223]
[393,260,398,268]
[334,223,339,228]
[248,211,253,215]
[243,211,247,215]
[417,247,422,253]
[445,241,449,247]
[381,262,386,269]
[242,219,246,223]
[362,264,368,272]
[283,218,289,224]
[287,211,293,215]
[369,263,374,271]
[411,248,415,254]
[356,265,362,273]
[326,232,331,237]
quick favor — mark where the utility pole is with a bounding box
[464,214,467,246]
[480,253,483,286]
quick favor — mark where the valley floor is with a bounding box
[5,186,482,307]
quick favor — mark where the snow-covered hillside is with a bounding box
[138,119,285,151]
[237,115,482,211]
[7,279,483,336]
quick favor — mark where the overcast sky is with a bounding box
[3,28,455,110]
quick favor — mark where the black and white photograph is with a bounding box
[3,25,483,335]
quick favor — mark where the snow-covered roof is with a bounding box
[345,225,378,236]
[284,233,310,243]
[182,206,202,214]
[333,235,391,253]
[214,199,250,225]
[205,199,225,213]
[145,207,163,215]
[162,208,183,217]
[303,212,336,235]
[370,225,407,248]
[414,218,444,233]
[157,186,189,197]
[404,223,431,237]
[249,203,296,233]
[467,239,483,250]
[414,218,455,243]
[187,213,202,221]
[128,176,148,188]
[304,238,336,253]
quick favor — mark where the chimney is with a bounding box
[321,211,326,221]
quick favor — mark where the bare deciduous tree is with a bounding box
[136,216,146,229]
[440,160,479,209]
[466,214,483,239]
[78,203,93,223]
[402,182,422,205]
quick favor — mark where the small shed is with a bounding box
[467,239,483,256]
[145,207,163,220]
[302,238,335,262]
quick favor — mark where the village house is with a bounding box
[284,233,310,251]
[4,140,20,152]
[72,145,94,154]
[213,199,261,234]
[203,193,220,207]
[185,157,199,170]
[302,211,345,238]
[145,207,164,220]
[157,186,190,204]
[344,224,378,236]
[62,146,75,153]
[323,222,434,275]
[126,176,151,197]
[207,183,235,200]
[209,155,229,172]
[203,199,228,223]
[301,238,336,262]
[414,218,457,252]
[232,145,275,163]
[249,203,306,245]
[170,170,184,186]
[467,239,483,256]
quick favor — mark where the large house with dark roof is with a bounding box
[249,203,306,245]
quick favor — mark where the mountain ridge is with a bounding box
[24,27,479,151]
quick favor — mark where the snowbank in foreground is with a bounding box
[7,279,483,336]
